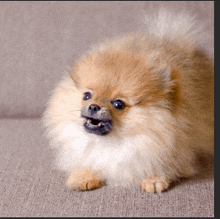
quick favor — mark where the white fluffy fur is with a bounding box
[43,77,196,187]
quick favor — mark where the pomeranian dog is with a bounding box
[43,9,214,193]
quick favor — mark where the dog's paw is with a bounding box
[66,170,104,191]
[140,176,172,193]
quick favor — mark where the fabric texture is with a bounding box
[0,1,214,217]
[0,120,214,217]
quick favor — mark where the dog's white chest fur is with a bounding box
[54,122,158,186]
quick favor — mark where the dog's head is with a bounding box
[70,49,178,136]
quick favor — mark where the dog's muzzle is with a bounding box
[81,104,113,135]
[83,117,112,135]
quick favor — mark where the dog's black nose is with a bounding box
[88,104,101,115]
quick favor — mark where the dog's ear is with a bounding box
[156,61,171,82]
[159,64,182,109]
[69,63,82,90]
[156,62,174,93]
[159,64,171,82]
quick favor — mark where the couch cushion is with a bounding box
[0,1,214,118]
[0,119,214,217]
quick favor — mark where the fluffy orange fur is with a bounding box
[43,10,214,193]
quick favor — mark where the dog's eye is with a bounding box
[83,92,92,101]
[111,99,125,110]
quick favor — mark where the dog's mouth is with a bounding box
[82,116,113,135]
